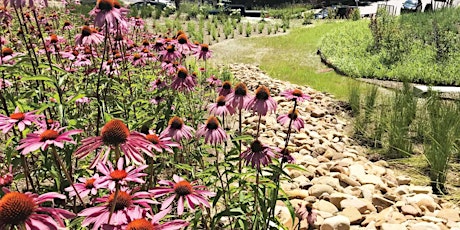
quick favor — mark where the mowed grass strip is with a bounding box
[211,21,374,100]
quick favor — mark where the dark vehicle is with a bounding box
[401,0,423,12]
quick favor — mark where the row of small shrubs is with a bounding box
[349,84,459,195]
[321,7,460,85]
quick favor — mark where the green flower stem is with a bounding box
[51,146,85,207]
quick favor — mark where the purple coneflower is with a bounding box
[161,116,194,141]
[295,202,317,227]
[0,79,12,89]
[0,188,75,229]
[241,139,275,169]
[90,0,124,30]
[277,109,304,131]
[206,75,221,87]
[279,148,295,164]
[280,88,311,102]
[161,61,182,76]
[74,119,153,168]
[218,81,233,97]
[170,67,197,93]
[227,82,251,110]
[150,175,215,216]
[207,95,235,116]
[145,130,180,153]
[196,116,227,145]
[62,21,73,31]
[174,33,194,55]
[159,45,181,62]
[245,85,277,116]
[1,47,21,65]
[96,158,148,190]
[17,127,81,155]
[45,34,66,46]
[76,96,91,105]
[195,43,212,60]
[149,78,167,91]
[75,26,104,46]
[131,53,146,67]
[150,96,165,105]
[78,189,155,229]
[65,174,100,198]
[103,207,188,230]
[0,107,41,133]
[0,165,13,187]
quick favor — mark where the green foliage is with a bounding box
[245,23,252,37]
[382,83,416,159]
[320,8,460,85]
[423,93,459,194]
[350,8,360,21]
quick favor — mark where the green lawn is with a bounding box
[211,20,374,101]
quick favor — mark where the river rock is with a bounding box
[309,184,335,198]
[320,215,350,230]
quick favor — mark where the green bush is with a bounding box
[320,8,460,85]
[423,93,459,194]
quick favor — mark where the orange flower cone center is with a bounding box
[174,180,193,196]
[40,130,59,142]
[168,117,184,130]
[206,116,220,130]
[50,34,58,44]
[177,34,188,44]
[10,112,25,121]
[250,140,264,153]
[1,47,13,57]
[216,96,226,107]
[0,192,36,226]
[108,191,132,211]
[222,81,232,90]
[101,119,130,146]
[110,170,128,181]
[133,53,141,60]
[126,218,154,230]
[64,21,71,27]
[81,26,92,37]
[255,86,270,100]
[200,44,209,52]
[85,178,96,189]
[292,89,303,97]
[166,45,175,53]
[177,68,188,79]
[145,134,159,144]
[234,83,248,96]
[288,110,299,120]
[97,0,114,11]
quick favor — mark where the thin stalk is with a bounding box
[255,113,262,138]
[96,23,109,135]
[238,109,243,175]
[107,183,120,224]
[268,99,298,225]
[51,147,85,206]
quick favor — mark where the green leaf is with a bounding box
[21,75,54,82]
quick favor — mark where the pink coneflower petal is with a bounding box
[0,189,75,229]
[196,116,227,145]
[245,85,277,116]
[241,139,275,169]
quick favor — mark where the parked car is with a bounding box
[401,0,423,13]
[129,0,167,8]
[314,8,330,19]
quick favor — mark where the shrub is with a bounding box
[423,93,459,194]
[351,8,361,21]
